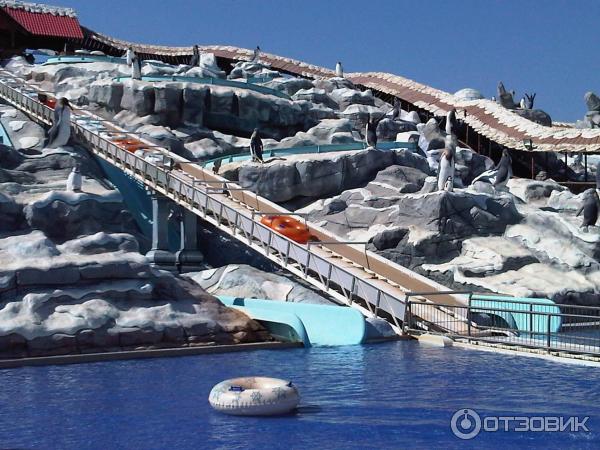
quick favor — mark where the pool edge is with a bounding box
[0,341,302,369]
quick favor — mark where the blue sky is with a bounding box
[59,0,599,121]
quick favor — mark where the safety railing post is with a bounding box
[529,302,534,336]
[467,296,472,338]
[547,313,552,352]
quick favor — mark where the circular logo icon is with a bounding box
[451,408,481,440]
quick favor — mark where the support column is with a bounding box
[175,209,204,272]
[145,192,176,270]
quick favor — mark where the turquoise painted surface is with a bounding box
[94,157,180,251]
[218,296,366,347]
[0,120,14,147]
[471,294,562,333]
[44,55,172,68]
[113,75,290,99]
[202,141,416,169]
[44,55,128,65]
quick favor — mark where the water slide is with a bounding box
[470,294,561,333]
[218,296,366,346]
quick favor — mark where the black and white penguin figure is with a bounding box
[335,61,343,78]
[250,128,264,163]
[391,98,401,121]
[445,109,457,135]
[365,118,378,148]
[251,46,261,63]
[576,188,600,231]
[212,158,222,175]
[519,97,526,109]
[190,45,200,66]
[437,135,456,191]
[126,47,141,80]
[66,163,82,192]
[443,176,454,192]
[46,98,72,149]
[125,46,134,66]
[132,54,142,80]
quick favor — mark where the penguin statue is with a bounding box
[125,46,134,66]
[131,53,142,80]
[190,45,200,67]
[66,164,82,192]
[437,135,456,191]
[251,46,261,63]
[445,109,456,135]
[250,128,264,163]
[212,158,222,175]
[519,98,526,109]
[46,98,72,149]
[365,118,378,148]
[335,61,344,78]
[443,176,454,192]
[391,98,401,121]
[576,189,600,232]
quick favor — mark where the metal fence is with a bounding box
[404,298,600,356]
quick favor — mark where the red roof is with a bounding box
[2,7,83,39]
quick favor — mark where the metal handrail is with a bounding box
[405,299,600,357]
[0,71,415,333]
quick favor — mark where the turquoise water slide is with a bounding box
[202,141,416,170]
[470,294,562,333]
[218,296,366,347]
[0,120,14,147]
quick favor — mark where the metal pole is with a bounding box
[547,313,552,352]
[467,296,472,337]
[529,302,534,335]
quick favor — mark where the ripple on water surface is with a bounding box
[1,341,599,449]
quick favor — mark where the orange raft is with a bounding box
[260,215,317,244]
[111,137,146,153]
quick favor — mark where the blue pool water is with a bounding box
[1,341,599,449]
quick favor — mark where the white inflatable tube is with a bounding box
[209,377,300,416]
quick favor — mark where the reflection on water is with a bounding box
[1,341,599,449]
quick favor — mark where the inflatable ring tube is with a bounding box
[124,143,146,152]
[260,215,278,228]
[209,377,300,416]
[272,217,311,244]
[261,215,315,244]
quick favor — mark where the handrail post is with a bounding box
[529,302,534,335]
[467,296,472,338]
[546,313,552,352]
